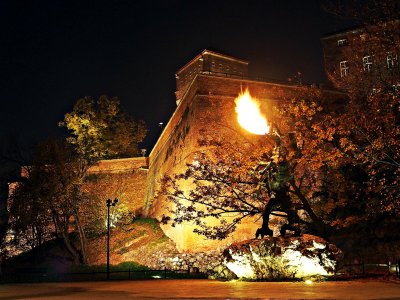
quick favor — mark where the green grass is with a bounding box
[133,218,162,232]
[71,261,150,273]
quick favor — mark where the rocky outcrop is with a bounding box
[147,235,342,281]
[149,250,236,279]
[222,235,342,280]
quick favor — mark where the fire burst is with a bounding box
[234,89,270,135]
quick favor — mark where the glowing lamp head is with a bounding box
[235,89,270,135]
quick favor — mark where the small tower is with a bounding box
[174,49,249,105]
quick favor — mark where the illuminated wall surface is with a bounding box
[145,50,344,252]
[84,157,149,216]
[5,51,344,254]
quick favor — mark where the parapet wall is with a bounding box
[85,156,149,216]
[87,157,148,174]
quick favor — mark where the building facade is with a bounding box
[321,21,399,89]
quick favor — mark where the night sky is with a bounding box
[0,0,353,151]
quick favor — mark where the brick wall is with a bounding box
[145,73,343,252]
[84,157,149,216]
[175,50,249,103]
[87,157,148,174]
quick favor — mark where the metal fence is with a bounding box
[336,261,400,279]
[1,262,399,283]
[0,268,207,283]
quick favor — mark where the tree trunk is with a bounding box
[60,229,81,265]
[52,212,81,265]
[74,212,87,264]
[289,179,332,237]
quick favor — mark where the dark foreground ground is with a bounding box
[1,279,400,299]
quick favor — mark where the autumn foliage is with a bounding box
[161,75,398,250]
[60,95,147,162]
[161,3,399,250]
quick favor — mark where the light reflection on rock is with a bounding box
[222,234,342,280]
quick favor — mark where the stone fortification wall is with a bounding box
[88,157,148,174]
[84,157,148,216]
[148,249,229,278]
[146,74,326,252]
[175,50,249,102]
[147,235,342,280]
[16,157,149,215]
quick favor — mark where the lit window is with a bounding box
[387,53,398,69]
[363,55,373,72]
[337,39,347,47]
[340,60,349,77]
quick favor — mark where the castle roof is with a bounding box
[175,49,249,75]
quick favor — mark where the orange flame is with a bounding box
[235,89,270,135]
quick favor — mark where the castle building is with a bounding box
[3,49,346,255]
[144,49,343,252]
[321,21,399,87]
[174,49,249,104]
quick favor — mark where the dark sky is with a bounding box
[0,0,352,151]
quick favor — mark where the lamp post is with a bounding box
[106,198,118,280]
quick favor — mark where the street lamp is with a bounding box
[106,197,118,280]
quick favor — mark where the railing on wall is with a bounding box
[0,268,207,283]
[1,262,399,283]
[199,70,299,86]
[336,261,400,278]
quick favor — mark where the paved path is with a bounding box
[1,279,400,299]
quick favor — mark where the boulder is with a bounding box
[222,235,342,280]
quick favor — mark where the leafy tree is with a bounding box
[7,177,52,253]
[275,89,372,234]
[160,78,398,246]
[161,140,269,240]
[8,139,92,264]
[160,140,332,240]
[323,0,400,216]
[160,87,353,240]
[60,95,147,162]
[0,181,10,252]
[158,1,399,246]
[323,0,400,26]
[0,135,34,254]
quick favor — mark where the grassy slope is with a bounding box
[4,218,177,273]
[86,218,177,269]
